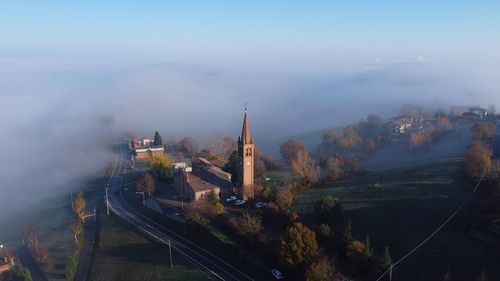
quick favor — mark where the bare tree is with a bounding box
[137,173,156,196]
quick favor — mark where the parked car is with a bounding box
[225,195,237,202]
[271,269,284,280]
[234,199,246,206]
[255,202,267,209]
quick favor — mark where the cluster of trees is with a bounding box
[321,114,384,155]
[184,190,224,225]
[340,221,392,277]
[280,139,362,188]
[145,153,174,181]
[464,122,498,183]
[27,226,54,271]
[408,114,455,149]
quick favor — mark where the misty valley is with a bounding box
[2,105,500,281]
[2,2,500,281]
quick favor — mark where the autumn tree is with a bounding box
[70,219,83,245]
[305,256,338,281]
[472,122,496,142]
[145,153,174,180]
[214,202,224,215]
[73,191,87,220]
[291,149,318,185]
[319,155,345,182]
[239,212,263,240]
[27,225,39,253]
[208,137,237,159]
[184,199,215,225]
[153,131,163,146]
[136,173,156,196]
[364,139,377,153]
[280,223,319,267]
[275,189,294,214]
[464,142,492,181]
[178,137,199,156]
[342,125,361,148]
[409,130,433,148]
[435,115,453,131]
[280,139,307,163]
[346,240,366,260]
[36,245,54,270]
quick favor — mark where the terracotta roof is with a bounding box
[187,173,219,192]
[241,110,252,144]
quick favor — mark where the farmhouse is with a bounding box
[389,112,424,134]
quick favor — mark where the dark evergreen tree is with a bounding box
[223,150,239,184]
[154,131,163,146]
[381,246,392,269]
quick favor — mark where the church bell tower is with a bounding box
[238,106,255,199]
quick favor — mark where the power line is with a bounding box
[376,167,487,281]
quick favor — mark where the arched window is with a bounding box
[245,147,252,156]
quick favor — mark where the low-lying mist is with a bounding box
[0,57,499,227]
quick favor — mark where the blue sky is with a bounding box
[1,1,499,61]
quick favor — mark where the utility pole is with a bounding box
[389,265,393,281]
[106,188,110,216]
[168,240,173,268]
[136,191,146,205]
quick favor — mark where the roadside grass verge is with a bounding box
[121,168,273,281]
[88,204,211,281]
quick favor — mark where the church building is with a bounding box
[238,108,255,199]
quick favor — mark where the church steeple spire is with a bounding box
[241,105,252,144]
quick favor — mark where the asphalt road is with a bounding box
[16,243,49,281]
[106,144,255,281]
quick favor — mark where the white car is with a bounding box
[255,202,267,208]
[225,196,237,202]
[271,269,283,280]
[234,199,246,206]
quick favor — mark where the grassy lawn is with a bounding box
[88,205,211,281]
[294,158,500,281]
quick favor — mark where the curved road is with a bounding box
[106,144,254,281]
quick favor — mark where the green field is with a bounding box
[88,205,211,281]
[294,158,500,281]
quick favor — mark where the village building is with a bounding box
[389,112,424,134]
[174,108,255,201]
[134,147,165,160]
[174,157,233,201]
[468,107,489,118]
[0,246,14,274]
[130,136,164,160]
[131,137,154,149]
